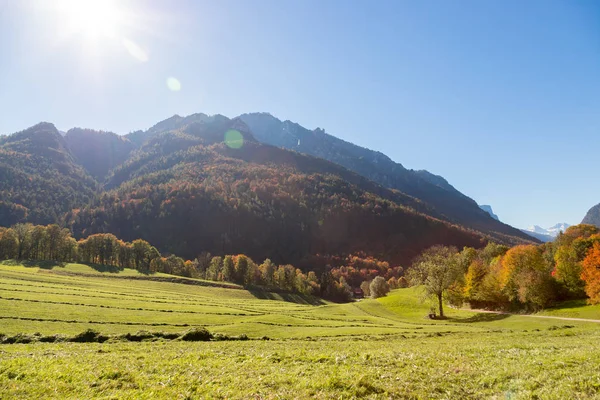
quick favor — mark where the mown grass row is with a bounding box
[0,265,412,338]
[2,263,599,340]
[0,327,259,344]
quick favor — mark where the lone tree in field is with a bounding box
[408,245,461,318]
[369,276,390,298]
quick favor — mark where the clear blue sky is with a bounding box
[1,0,599,229]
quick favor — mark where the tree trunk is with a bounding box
[438,293,444,318]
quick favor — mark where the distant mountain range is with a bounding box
[0,112,537,269]
[521,223,571,242]
[582,203,600,228]
[477,204,571,243]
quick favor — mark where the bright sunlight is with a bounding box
[56,0,123,39]
[53,0,149,62]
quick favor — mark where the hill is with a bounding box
[0,123,96,225]
[238,112,535,245]
[582,203,600,227]
[2,262,597,338]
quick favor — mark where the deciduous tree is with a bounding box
[408,245,461,318]
[581,242,600,304]
[369,276,390,298]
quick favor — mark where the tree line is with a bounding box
[0,223,405,302]
[408,224,600,317]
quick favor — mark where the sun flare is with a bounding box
[56,0,123,39]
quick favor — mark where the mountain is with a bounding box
[0,123,96,226]
[125,113,226,147]
[521,223,571,242]
[520,229,554,243]
[1,114,537,270]
[547,223,571,236]
[65,128,135,180]
[582,203,600,227]
[69,116,485,267]
[479,205,499,221]
[238,112,535,245]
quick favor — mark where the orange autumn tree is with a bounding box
[581,242,600,304]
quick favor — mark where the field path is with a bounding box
[463,308,600,323]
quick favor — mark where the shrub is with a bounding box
[369,276,390,298]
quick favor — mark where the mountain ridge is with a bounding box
[238,112,535,244]
[0,115,537,269]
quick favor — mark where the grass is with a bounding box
[537,299,600,320]
[1,262,600,398]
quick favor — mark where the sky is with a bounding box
[0,0,599,229]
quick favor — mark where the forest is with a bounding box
[1,222,599,309]
[410,224,600,317]
[0,222,405,302]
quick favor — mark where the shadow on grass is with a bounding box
[545,299,588,311]
[248,289,325,306]
[1,259,65,269]
[451,312,511,323]
[86,263,130,274]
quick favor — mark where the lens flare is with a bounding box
[166,77,181,91]
[224,130,244,149]
[122,39,148,62]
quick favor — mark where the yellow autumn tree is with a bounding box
[500,245,554,310]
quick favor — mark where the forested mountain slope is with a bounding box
[238,112,534,244]
[1,114,536,269]
[69,117,485,267]
[0,123,96,225]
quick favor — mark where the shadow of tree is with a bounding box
[1,259,66,269]
[87,264,126,274]
[451,312,511,323]
[248,289,325,306]
[545,300,588,311]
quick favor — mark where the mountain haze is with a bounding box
[65,128,135,180]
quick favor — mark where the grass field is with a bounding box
[1,262,600,398]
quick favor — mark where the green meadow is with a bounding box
[1,262,600,399]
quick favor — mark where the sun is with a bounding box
[56,0,123,40]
